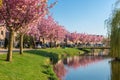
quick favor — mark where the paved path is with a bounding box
[0,49,34,54]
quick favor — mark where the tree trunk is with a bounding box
[13,34,15,48]
[20,34,24,55]
[42,38,45,45]
[65,38,68,47]
[32,37,36,48]
[6,30,14,61]
[54,41,57,48]
[50,38,52,48]
[54,38,56,47]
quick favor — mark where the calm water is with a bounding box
[54,56,120,80]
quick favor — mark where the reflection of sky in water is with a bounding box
[62,59,111,80]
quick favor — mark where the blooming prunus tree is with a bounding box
[45,16,67,47]
[37,17,50,44]
[26,22,41,48]
[67,33,104,47]
[55,25,67,43]
[18,21,41,54]
[27,16,67,47]
[0,0,48,61]
[27,17,50,47]
[18,1,57,54]
[69,32,80,44]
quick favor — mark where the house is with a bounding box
[0,25,6,47]
[0,25,18,48]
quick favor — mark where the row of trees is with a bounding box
[27,16,104,46]
[27,16,68,47]
[26,16,104,48]
[66,32,103,44]
[19,15,104,49]
[0,0,104,62]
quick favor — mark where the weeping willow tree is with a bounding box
[110,10,120,58]
[106,0,120,59]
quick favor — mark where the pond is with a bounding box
[54,56,120,80]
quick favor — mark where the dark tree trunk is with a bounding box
[42,38,45,45]
[32,37,36,48]
[6,30,14,61]
[50,38,52,48]
[54,38,57,47]
[20,34,24,55]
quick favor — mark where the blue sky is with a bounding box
[48,0,116,36]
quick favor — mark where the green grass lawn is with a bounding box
[41,48,83,55]
[0,48,83,80]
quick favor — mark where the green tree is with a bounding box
[107,0,120,59]
[110,10,120,58]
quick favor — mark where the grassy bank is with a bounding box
[27,48,84,63]
[0,48,83,80]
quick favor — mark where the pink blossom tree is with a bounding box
[46,16,67,47]
[55,25,67,43]
[18,1,57,54]
[0,0,48,61]
[19,21,41,51]
[37,17,50,44]
[66,32,80,46]
[27,16,68,47]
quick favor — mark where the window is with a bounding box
[2,41,4,45]
[0,42,1,47]
[0,41,4,47]
[1,31,3,35]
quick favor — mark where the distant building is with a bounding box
[0,25,6,47]
[0,25,18,48]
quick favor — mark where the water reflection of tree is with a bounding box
[63,56,103,68]
[53,60,67,80]
[54,56,104,80]
[111,61,120,80]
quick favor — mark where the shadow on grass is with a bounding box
[0,58,6,61]
[0,55,7,61]
[78,48,90,53]
[77,48,91,56]
[42,65,58,80]
[25,50,59,64]
[25,50,59,80]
